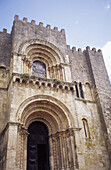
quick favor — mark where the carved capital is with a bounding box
[18,124,29,138]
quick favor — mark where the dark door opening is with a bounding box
[38,144,47,170]
[27,121,50,170]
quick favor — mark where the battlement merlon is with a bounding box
[14,15,66,34]
[71,46,102,54]
[12,15,66,54]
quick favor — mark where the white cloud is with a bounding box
[102,41,111,82]
[105,1,111,10]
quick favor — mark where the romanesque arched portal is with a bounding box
[16,95,78,170]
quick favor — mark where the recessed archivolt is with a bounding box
[18,39,65,65]
[21,104,65,129]
[26,116,53,135]
[25,111,59,135]
[16,95,74,134]
[31,53,53,67]
[27,46,57,65]
[27,46,57,62]
[26,45,59,65]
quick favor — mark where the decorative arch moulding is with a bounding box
[15,95,75,135]
[18,39,65,64]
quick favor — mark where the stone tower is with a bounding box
[0,15,111,170]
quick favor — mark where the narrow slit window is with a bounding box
[75,83,79,98]
[83,121,87,137]
[79,83,84,98]
[82,118,90,138]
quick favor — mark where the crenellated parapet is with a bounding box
[14,15,65,34]
[0,28,9,34]
[85,46,102,54]
[71,46,102,54]
[69,45,103,84]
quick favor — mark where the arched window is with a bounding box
[79,83,84,99]
[32,61,46,78]
[75,82,79,98]
[82,118,90,138]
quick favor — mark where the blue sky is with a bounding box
[0,0,111,81]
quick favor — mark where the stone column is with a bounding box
[49,136,54,170]
[48,67,53,79]
[5,122,18,170]
[58,132,65,169]
[50,129,78,170]
[67,129,78,170]
[60,68,63,81]
[16,124,29,170]
[53,66,57,79]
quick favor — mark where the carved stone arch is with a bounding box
[26,45,56,66]
[18,39,65,80]
[16,95,74,133]
[0,65,6,69]
[16,95,78,170]
[18,39,65,64]
[31,53,53,67]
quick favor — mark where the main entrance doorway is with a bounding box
[27,121,50,170]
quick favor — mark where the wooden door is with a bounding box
[27,122,50,170]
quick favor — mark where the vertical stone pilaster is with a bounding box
[49,136,54,170]
[62,67,65,81]
[6,123,18,170]
[23,134,28,170]
[60,68,63,81]
[16,124,29,170]
[59,133,64,169]
[50,128,78,170]
[68,129,77,169]
[53,66,56,79]
[66,132,72,168]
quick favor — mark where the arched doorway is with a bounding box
[16,95,77,169]
[27,121,50,170]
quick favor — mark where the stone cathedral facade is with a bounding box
[0,15,111,170]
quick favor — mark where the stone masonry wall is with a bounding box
[8,76,111,169]
[0,30,11,133]
[0,90,8,133]
[12,16,67,56]
[0,15,111,169]
[0,125,9,170]
[85,47,111,161]
[68,47,92,84]
[0,30,11,68]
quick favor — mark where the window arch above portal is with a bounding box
[32,61,46,78]
[19,40,65,81]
